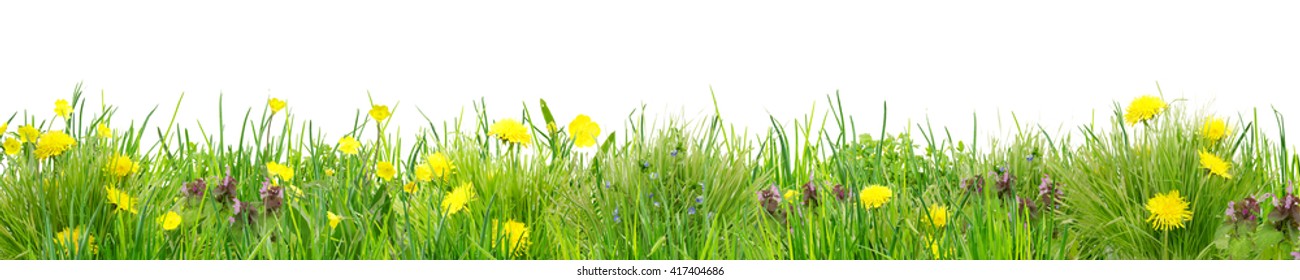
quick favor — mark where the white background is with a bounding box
[4,1,1300,148]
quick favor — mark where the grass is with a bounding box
[0,83,1297,260]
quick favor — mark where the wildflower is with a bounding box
[369,105,391,123]
[670,149,679,157]
[54,227,96,255]
[260,180,284,213]
[426,152,455,180]
[327,211,342,229]
[926,204,949,228]
[266,162,295,181]
[858,185,892,210]
[1145,190,1193,231]
[105,154,140,177]
[568,114,600,148]
[1198,150,1232,179]
[34,130,77,159]
[650,172,658,180]
[55,99,72,119]
[158,211,182,231]
[801,181,819,207]
[1202,117,1229,142]
[414,165,433,182]
[492,219,531,257]
[960,175,985,193]
[325,169,336,176]
[756,185,786,221]
[688,206,696,215]
[213,168,238,203]
[832,184,849,201]
[18,125,39,143]
[1124,95,1166,125]
[612,208,621,223]
[1038,175,1063,209]
[403,181,419,194]
[653,201,661,208]
[231,198,258,224]
[783,190,796,202]
[489,119,532,147]
[96,123,112,138]
[180,178,206,198]
[1225,196,1262,223]
[104,186,139,214]
[441,182,475,216]
[995,171,1015,199]
[1016,196,1039,218]
[337,136,361,155]
[2,137,18,156]
[376,161,396,180]
[1269,185,1300,229]
[605,181,611,189]
[696,196,704,204]
[1026,154,1035,162]
[1293,252,1300,260]
[0,122,6,134]
[268,98,286,114]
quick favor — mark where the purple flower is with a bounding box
[801,181,819,207]
[1268,183,1300,229]
[182,178,207,198]
[213,167,238,203]
[756,184,786,221]
[832,184,850,202]
[1292,252,1300,260]
[604,181,611,189]
[613,207,621,223]
[259,180,284,213]
[995,171,1016,199]
[1027,154,1035,162]
[1038,175,1062,209]
[961,175,985,193]
[1016,196,1039,218]
[1226,196,1262,223]
[696,196,704,204]
[641,161,651,168]
[231,198,258,225]
[688,206,696,215]
[670,150,679,157]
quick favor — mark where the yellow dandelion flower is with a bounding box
[859,185,892,210]
[268,98,287,114]
[926,204,949,228]
[54,226,97,254]
[0,122,7,134]
[1198,150,1231,179]
[34,130,77,160]
[55,99,72,119]
[266,162,295,181]
[325,169,336,176]
[1124,95,1166,125]
[492,219,530,257]
[104,186,139,214]
[568,114,601,148]
[783,190,796,201]
[1202,117,1229,142]
[426,152,455,180]
[96,123,112,138]
[105,154,140,177]
[2,137,19,156]
[369,105,391,123]
[327,211,342,229]
[19,125,39,143]
[403,181,419,194]
[414,164,433,182]
[337,136,361,155]
[376,161,396,180]
[441,182,475,216]
[158,211,182,231]
[1146,190,1193,231]
[489,119,532,147]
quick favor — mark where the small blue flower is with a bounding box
[696,196,704,204]
[649,192,654,198]
[604,181,611,189]
[670,149,679,157]
[613,208,621,223]
[642,161,651,168]
[1027,154,1035,162]
[688,206,696,215]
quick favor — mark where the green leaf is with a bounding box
[1254,226,1284,248]
[539,99,557,134]
[1212,224,1234,250]
[1228,238,1252,260]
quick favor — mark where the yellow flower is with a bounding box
[19,125,39,143]
[925,204,949,228]
[337,136,361,155]
[1202,117,1229,142]
[376,161,396,180]
[568,114,601,148]
[105,154,140,177]
[96,123,112,138]
[158,211,182,231]
[441,182,475,216]
[1124,95,1166,125]
[859,185,892,210]
[266,162,295,181]
[325,169,336,176]
[1198,150,1231,179]
[426,152,455,180]
[403,181,419,194]
[0,122,7,133]
[327,211,343,229]
[783,190,796,201]
[54,226,97,255]
[55,99,72,119]
[268,98,287,114]
[489,119,532,147]
[35,130,77,160]
[105,186,139,214]
[369,105,391,123]
[2,137,19,156]
[492,219,530,257]
[414,164,433,182]
[1146,190,1193,231]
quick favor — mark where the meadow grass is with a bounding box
[0,84,1297,260]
